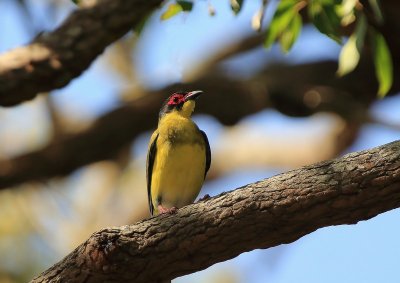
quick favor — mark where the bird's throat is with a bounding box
[180,100,196,118]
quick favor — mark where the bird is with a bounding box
[146,90,211,216]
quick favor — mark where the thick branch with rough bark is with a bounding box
[31,140,400,283]
[0,0,162,106]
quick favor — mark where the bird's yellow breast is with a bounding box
[151,111,206,214]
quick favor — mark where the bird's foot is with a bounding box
[158,205,178,215]
[198,194,211,202]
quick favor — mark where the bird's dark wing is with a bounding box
[146,131,159,216]
[200,130,211,178]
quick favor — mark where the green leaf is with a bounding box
[264,0,298,49]
[340,0,358,16]
[279,13,302,53]
[252,0,269,32]
[370,29,393,97]
[252,9,264,32]
[337,36,359,76]
[207,2,216,16]
[354,14,367,49]
[337,14,367,76]
[338,0,357,26]
[177,0,193,11]
[160,1,193,21]
[208,3,216,16]
[135,12,152,36]
[309,0,342,43]
[160,3,183,20]
[230,0,244,15]
[368,0,384,24]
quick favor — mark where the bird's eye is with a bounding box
[167,94,183,105]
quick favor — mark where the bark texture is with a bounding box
[31,140,400,283]
[0,0,162,106]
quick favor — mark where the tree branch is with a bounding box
[0,99,160,189]
[0,0,162,106]
[31,140,400,283]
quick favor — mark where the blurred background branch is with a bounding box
[0,0,162,106]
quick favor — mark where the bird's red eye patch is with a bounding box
[167,94,184,105]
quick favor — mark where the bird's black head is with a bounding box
[159,90,203,119]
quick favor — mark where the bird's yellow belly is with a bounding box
[151,142,206,212]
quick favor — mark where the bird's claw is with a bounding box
[158,205,178,215]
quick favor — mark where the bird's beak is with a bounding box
[184,90,203,101]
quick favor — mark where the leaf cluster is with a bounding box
[155,0,392,97]
[263,0,392,97]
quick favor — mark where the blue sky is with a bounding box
[0,0,399,282]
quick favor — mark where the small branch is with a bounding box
[31,140,400,282]
[0,0,162,107]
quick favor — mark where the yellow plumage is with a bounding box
[147,96,211,215]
